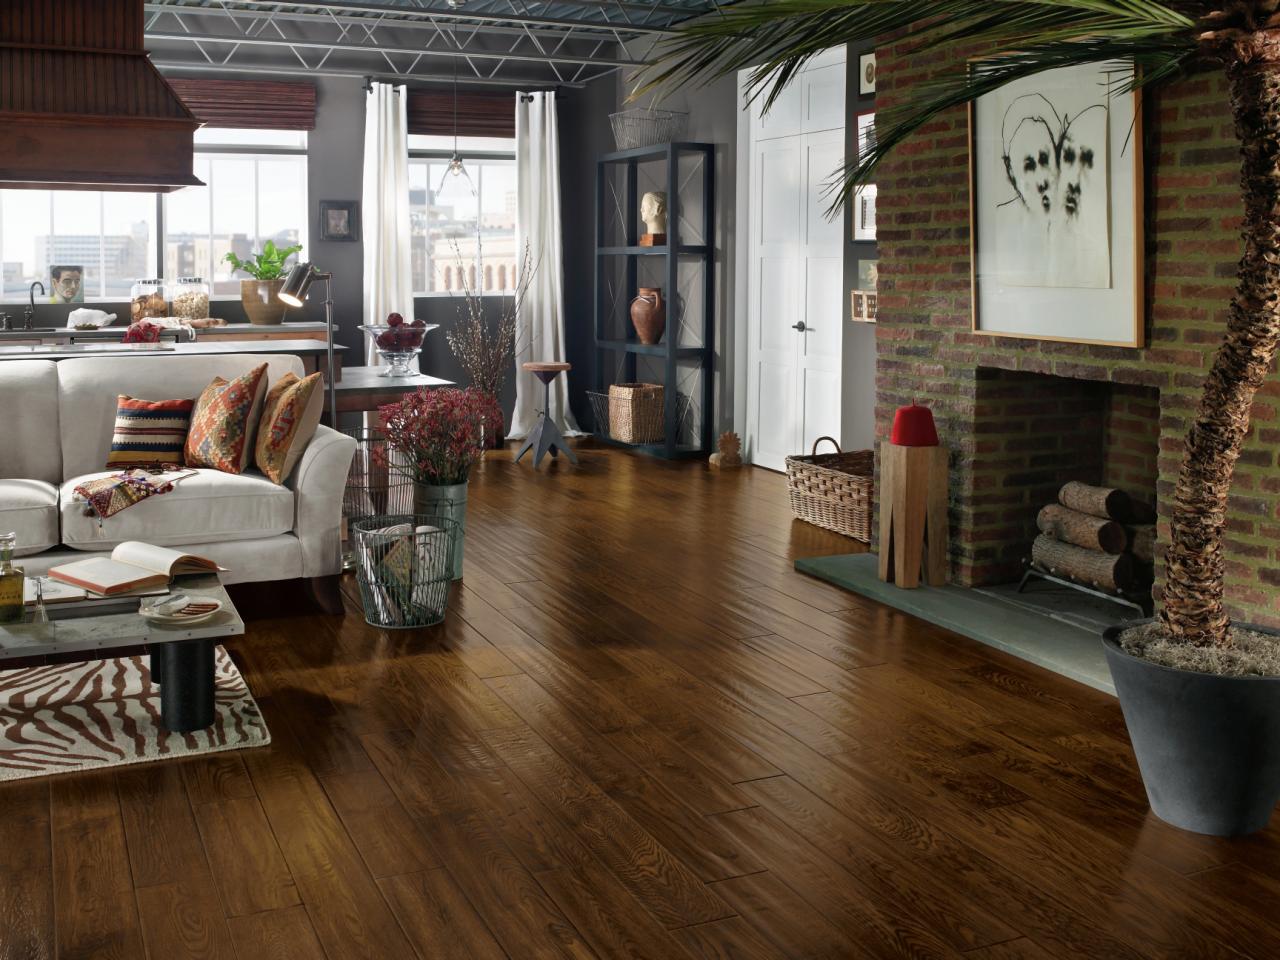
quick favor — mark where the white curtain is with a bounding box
[510,91,582,438]
[361,82,414,366]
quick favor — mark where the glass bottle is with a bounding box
[0,532,23,623]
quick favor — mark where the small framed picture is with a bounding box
[853,184,877,242]
[850,289,878,323]
[855,111,876,159]
[858,52,876,96]
[319,200,360,242]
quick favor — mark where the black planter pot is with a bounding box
[1103,624,1280,836]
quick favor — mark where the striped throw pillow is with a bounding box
[105,396,196,470]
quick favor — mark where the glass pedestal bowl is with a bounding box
[375,347,422,378]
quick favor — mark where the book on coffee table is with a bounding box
[49,542,222,596]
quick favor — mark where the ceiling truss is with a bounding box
[143,1,714,89]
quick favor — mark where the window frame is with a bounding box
[160,131,309,300]
[408,140,516,298]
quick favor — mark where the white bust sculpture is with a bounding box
[640,191,668,235]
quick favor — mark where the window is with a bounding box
[0,190,157,302]
[409,135,517,296]
[164,128,308,297]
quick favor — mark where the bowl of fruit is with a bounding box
[359,313,435,377]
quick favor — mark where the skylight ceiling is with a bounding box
[144,0,721,88]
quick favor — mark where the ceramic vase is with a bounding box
[242,278,287,325]
[630,287,666,345]
[413,481,468,580]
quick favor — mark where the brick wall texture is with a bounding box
[874,39,1280,626]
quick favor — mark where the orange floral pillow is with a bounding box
[184,364,269,474]
[255,372,323,483]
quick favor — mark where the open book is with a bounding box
[48,542,222,596]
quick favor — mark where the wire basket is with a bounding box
[353,514,460,628]
[342,428,413,526]
[588,388,691,446]
[609,108,689,150]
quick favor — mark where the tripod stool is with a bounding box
[515,362,578,468]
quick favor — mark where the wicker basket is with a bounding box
[785,437,874,542]
[609,108,689,150]
[607,383,664,444]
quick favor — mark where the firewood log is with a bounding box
[1036,504,1128,554]
[1058,481,1132,521]
[1031,535,1136,593]
[1128,524,1157,567]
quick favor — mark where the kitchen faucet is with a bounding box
[25,281,45,330]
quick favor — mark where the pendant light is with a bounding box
[439,56,474,193]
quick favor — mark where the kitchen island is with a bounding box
[0,338,346,376]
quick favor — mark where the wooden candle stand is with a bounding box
[878,443,949,588]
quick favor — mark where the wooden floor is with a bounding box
[4,448,1280,960]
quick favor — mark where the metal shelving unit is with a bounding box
[593,141,715,459]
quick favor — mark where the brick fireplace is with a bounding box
[968,369,1160,586]
[874,42,1280,627]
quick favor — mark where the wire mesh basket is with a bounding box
[588,388,691,446]
[609,108,689,150]
[353,514,459,628]
[342,428,413,526]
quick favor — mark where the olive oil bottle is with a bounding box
[0,532,24,623]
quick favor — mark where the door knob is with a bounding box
[792,321,807,332]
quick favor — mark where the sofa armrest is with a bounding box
[287,424,356,577]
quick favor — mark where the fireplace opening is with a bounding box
[966,368,1160,621]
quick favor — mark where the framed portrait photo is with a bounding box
[858,53,876,96]
[969,59,1143,347]
[319,200,360,242]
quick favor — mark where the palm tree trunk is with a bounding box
[1160,45,1280,647]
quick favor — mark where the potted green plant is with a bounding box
[224,240,303,325]
[647,1,1280,836]
[377,387,501,580]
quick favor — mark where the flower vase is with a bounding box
[413,481,467,580]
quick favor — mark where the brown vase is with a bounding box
[630,287,666,345]
[242,278,288,325]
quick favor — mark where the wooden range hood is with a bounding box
[0,0,203,192]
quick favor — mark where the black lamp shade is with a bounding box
[278,262,316,307]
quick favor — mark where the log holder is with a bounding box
[1017,562,1154,619]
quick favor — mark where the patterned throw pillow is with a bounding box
[105,396,195,469]
[185,364,269,474]
[255,372,323,484]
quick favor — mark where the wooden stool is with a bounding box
[516,362,578,468]
[878,442,948,588]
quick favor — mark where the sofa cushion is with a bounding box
[60,469,294,551]
[256,372,323,484]
[57,354,304,481]
[186,365,269,474]
[105,395,196,469]
[0,361,62,484]
[0,480,59,557]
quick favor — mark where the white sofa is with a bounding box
[0,354,356,589]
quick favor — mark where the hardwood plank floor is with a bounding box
[2,447,1278,959]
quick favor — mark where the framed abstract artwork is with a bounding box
[319,200,360,242]
[969,60,1143,347]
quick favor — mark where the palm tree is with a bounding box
[638,0,1280,650]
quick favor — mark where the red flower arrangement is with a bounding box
[378,387,502,486]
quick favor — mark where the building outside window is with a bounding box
[0,128,308,303]
[409,135,517,296]
[164,128,309,297]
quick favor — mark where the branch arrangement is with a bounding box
[446,240,538,399]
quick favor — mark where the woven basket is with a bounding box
[785,437,874,542]
[608,383,664,444]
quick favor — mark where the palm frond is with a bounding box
[633,0,1198,115]
[824,35,1196,215]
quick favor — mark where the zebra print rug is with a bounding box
[0,646,269,782]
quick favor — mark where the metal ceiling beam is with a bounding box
[144,1,676,35]
[147,30,647,68]
[266,0,699,21]
[151,57,598,86]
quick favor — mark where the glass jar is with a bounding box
[170,277,210,320]
[0,531,23,623]
[130,279,168,322]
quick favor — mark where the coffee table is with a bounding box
[0,574,243,733]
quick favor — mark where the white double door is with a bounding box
[744,49,845,471]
